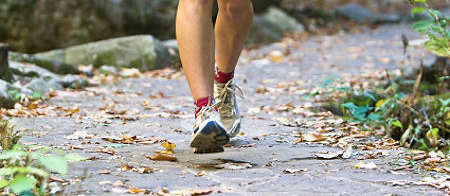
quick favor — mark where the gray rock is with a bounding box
[9,61,59,79]
[247,15,283,44]
[36,35,173,71]
[262,6,304,33]
[376,14,401,23]
[0,79,19,109]
[335,3,376,23]
[24,77,63,95]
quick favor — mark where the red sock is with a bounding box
[214,69,234,83]
[195,96,215,118]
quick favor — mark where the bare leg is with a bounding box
[215,0,253,73]
[176,0,215,101]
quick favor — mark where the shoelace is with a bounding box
[216,80,245,113]
[195,101,220,120]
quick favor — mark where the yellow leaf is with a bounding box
[375,99,386,108]
[161,140,176,154]
[129,188,146,194]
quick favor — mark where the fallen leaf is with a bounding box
[64,105,80,117]
[97,146,116,155]
[120,68,141,78]
[303,133,326,142]
[113,180,125,187]
[112,188,129,194]
[161,140,176,154]
[316,151,343,159]
[392,165,412,171]
[65,130,94,140]
[129,188,146,194]
[147,153,177,162]
[283,168,308,174]
[99,169,110,174]
[354,162,377,170]
[121,163,134,171]
[195,171,207,177]
[342,144,353,159]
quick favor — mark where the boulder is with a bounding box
[0,0,178,53]
[24,77,63,95]
[36,35,173,71]
[9,52,79,75]
[262,6,304,33]
[247,15,283,44]
[335,3,376,23]
[9,61,59,79]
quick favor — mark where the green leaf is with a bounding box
[363,92,376,101]
[38,155,68,175]
[64,153,86,162]
[0,179,9,189]
[413,20,434,32]
[424,39,450,57]
[367,113,382,121]
[411,7,426,17]
[391,120,403,128]
[20,167,49,178]
[0,150,28,160]
[341,102,370,121]
[0,167,17,175]
[400,125,413,146]
[9,175,36,194]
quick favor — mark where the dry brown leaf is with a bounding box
[99,169,110,174]
[97,146,116,155]
[121,163,134,171]
[316,151,342,159]
[283,168,308,174]
[195,171,207,177]
[342,144,353,159]
[147,153,177,162]
[113,180,125,187]
[354,162,377,169]
[64,105,80,117]
[303,133,326,142]
[129,188,146,194]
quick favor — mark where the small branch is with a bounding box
[410,60,423,105]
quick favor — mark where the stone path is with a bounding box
[12,24,447,195]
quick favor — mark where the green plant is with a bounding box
[0,119,83,195]
[409,0,450,57]
[315,71,449,152]
[0,118,21,151]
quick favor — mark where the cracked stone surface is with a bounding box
[12,24,445,195]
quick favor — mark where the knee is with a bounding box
[220,0,253,20]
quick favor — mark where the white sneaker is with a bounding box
[214,79,245,137]
[189,105,229,153]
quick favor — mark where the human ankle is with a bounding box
[195,96,215,118]
[214,68,234,83]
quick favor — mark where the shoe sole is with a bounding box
[190,121,229,153]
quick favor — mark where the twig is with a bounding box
[395,100,450,133]
[410,60,423,105]
[385,69,391,85]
